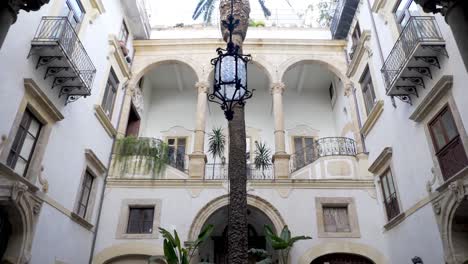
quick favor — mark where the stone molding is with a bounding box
[346,30,372,77]
[371,0,387,12]
[116,199,162,239]
[188,194,286,242]
[108,34,131,79]
[368,147,392,174]
[270,82,285,94]
[0,163,43,264]
[93,242,165,264]
[94,105,117,138]
[89,0,105,14]
[24,78,64,122]
[315,197,361,238]
[85,148,107,175]
[360,100,384,137]
[298,241,389,264]
[195,81,209,93]
[410,75,453,122]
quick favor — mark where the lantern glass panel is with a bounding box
[215,55,247,101]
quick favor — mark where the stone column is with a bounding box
[0,0,50,50]
[188,81,208,179]
[271,82,290,179]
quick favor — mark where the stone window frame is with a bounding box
[368,147,406,230]
[0,79,63,183]
[316,197,361,238]
[417,80,468,191]
[71,149,107,228]
[116,199,162,239]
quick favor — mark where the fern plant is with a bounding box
[254,141,272,178]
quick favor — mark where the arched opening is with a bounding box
[451,199,468,263]
[104,254,153,264]
[131,60,198,172]
[205,61,274,179]
[197,205,278,263]
[281,60,354,173]
[0,208,12,260]
[311,253,375,264]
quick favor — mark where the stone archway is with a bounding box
[298,242,388,264]
[432,178,468,264]
[278,56,348,84]
[93,242,165,264]
[188,194,286,242]
[311,253,375,264]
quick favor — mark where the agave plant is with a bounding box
[192,0,272,24]
[208,127,226,176]
[158,224,214,264]
[254,141,272,178]
[264,225,311,264]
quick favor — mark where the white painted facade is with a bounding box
[0,0,467,264]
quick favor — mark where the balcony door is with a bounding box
[167,137,186,171]
[63,0,85,30]
[394,0,419,30]
[293,137,314,169]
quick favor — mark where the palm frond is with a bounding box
[192,0,218,23]
[208,127,226,160]
[254,141,272,171]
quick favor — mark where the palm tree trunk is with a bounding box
[220,1,250,263]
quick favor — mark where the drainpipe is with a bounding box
[88,80,130,263]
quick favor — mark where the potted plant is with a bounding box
[208,127,226,177]
[254,141,272,179]
[118,40,129,56]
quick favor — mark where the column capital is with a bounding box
[270,82,286,94]
[195,81,209,93]
[344,82,354,97]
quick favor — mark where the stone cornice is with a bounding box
[346,30,372,77]
[106,178,375,189]
[360,100,384,137]
[94,105,117,138]
[108,35,131,79]
[85,149,107,174]
[24,78,64,122]
[0,162,39,192]
[372,0,387,12]
[133,38,347,49]
[409,75,453,122]
[368,147,392,174]
[89,0,105,14]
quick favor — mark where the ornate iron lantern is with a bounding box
[208,1,253,121]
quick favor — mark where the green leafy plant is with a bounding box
[254,141,272,178]
[249,20,266,27]
[192,0,272,25]
[113,136,169,178]
[158,224,214,264]
[248,248,273,263]
[208,127,226,175]
[264,225,311,264]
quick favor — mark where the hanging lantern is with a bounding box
[208,13,253,121]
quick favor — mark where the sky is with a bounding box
[147,0,330,27]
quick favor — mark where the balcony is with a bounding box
[204,163,274,181]
[330,0,360,39]
[290,137,357,173]
[381,16,447,104]
[28,17,96,104]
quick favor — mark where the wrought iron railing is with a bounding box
[381,16,444,91]
[32,16,96,90]
[330,0,345,37]
[204,163,274,180]
[290,137,356,172]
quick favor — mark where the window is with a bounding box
[76,170,94,218]
[323,206,351,232]
[380,169,400,220]
[293,136,315,169]
[349,22,361,59]
[102,68,119,117]
[119,21,130,46]
[360,66,376,115]
[63,0,85,29]
[126,207,155,234]
[329,83,334,101]
[7,109,42,176]
[429,106,468,180]
[394,0,419,29]
[167,137,186,171]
